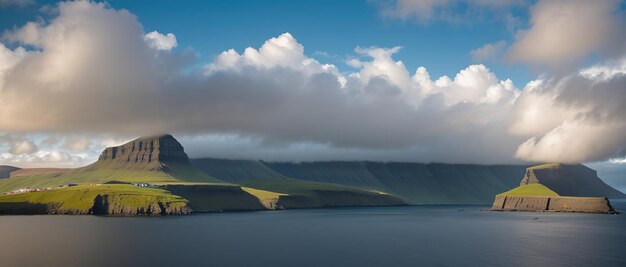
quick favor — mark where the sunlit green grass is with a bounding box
[498,184,559,196]
[242,187,287,202]
[0,184,188,213]
[527,163,563,170]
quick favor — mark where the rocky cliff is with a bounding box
[490,163,624,214]
[520,163,625,198]
[97,134,189,171]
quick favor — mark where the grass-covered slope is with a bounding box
[265,161,388,190]
[242,178,406,208]
[258,161,528,204]
[0,135,410,215]
[0,184,191,215]
[0,134,224,195]
[0,161,224,194]
[498,184,559,197]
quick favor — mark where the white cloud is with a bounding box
[0,135,38,155]
[0,43,29,90]
[507,0,625,69]
[511,58,626,163]
[0,1,625,167]
[470,40,507,62]
[1,149,90,168]
[609,158,626,164]
[0,1,526,165]
[62,137,91,151]
[144,31,177,51]
[8,139,37,155]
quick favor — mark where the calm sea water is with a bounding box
[1,202,625,267]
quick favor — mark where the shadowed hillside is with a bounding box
[192,158,529,204]
[190,158,287,182]
[520,163,625,198]
[0,166,19,179]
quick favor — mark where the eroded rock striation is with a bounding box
[97,134,190,170]
[491,195,617,214]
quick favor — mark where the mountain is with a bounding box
[191,159,529,204]
[0,134,405,215]
[97,134,191,170]
[2,135,621,215]
[0,165,19,179]
[491,163,622,214]
[520,163,626,198]
[0,135,223,194]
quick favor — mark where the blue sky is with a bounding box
[119,0,534,84]
[1,0,533,86]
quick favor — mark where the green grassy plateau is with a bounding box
[498,184,559,197]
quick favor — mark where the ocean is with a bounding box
[1,201,625,267]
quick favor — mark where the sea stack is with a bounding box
[491,163,622,214]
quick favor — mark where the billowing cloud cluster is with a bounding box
[144,31,177,51]
[507,0,626,70]
[512,60,626,163]
[0,1,625,167]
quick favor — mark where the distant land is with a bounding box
[0,134,623,215]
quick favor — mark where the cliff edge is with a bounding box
[490,163,623,214]
[491,195,617,214]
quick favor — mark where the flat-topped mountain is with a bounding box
[97,134,190,171]
[520,163,625,198]
[492,163,622,214]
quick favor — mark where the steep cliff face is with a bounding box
[520,163,625,198]
[91,194,192,215]
[491,195,617,214]
[97,134,189,171]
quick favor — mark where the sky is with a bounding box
[0,0,626,190]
